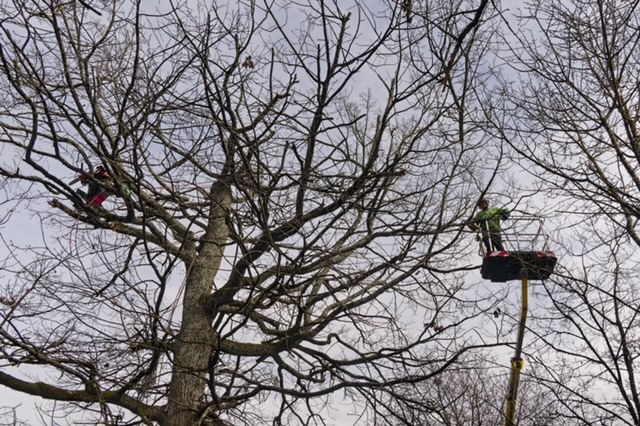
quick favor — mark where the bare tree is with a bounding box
[492,0,640,424]
[370,351,567,426]
[0,0,497,424]
[0,405,29,426]
[371,355,506,426]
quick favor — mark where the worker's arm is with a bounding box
[468,212,484,231]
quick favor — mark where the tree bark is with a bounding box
[165,179,230,425]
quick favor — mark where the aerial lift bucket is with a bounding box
[478,214,557,282]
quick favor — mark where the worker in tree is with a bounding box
[469,198,509,253]
[78,165,110,206]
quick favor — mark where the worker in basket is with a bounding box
[469,198,510,253]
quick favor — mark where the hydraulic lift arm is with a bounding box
[504,271,529,426]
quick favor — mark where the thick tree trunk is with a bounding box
[164,267,217,425]
[164,180,230,425]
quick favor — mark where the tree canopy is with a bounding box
[0,0,501,424]
[2,0,640,425]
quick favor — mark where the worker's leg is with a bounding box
[88,192,107,206]
[491,233,504,251]
[482,236,493,252]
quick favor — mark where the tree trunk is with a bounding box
[165,180,230,425]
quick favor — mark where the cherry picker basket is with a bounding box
[479,214,557,282]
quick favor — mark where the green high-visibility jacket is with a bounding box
[470,207,509,233]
